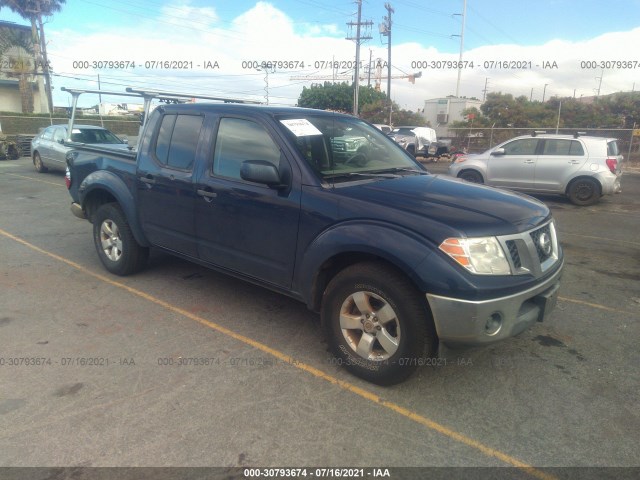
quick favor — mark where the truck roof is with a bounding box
[157,102,351,118]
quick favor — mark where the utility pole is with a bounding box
[595,69,603,97]
[346,0,372,116]
[454,0,467,97]
[382,3,393,124]
[367,49,372,87]
[542,83,549,102]
[482,77,489,101]
[530,88,533,102]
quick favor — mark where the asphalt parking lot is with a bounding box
[0,156,638,478]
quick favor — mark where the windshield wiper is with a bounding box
[374,167,429,175]
[323,171,401,180]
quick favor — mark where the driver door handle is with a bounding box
[197,188,217,202]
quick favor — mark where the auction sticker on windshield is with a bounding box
[280,119,322,136]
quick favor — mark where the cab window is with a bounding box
[154,114,204,170]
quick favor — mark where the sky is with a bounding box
[1,0,640,110]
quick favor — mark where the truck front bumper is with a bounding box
[426,261,563,346]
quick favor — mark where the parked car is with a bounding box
[31,124,129,173]
[448,132,624,206]
[389,126,439,158]
[373,124,392,134]
[66,103,563,385]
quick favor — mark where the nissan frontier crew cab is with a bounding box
[65,103,564,385]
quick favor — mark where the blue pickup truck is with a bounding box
[66,103,563,385]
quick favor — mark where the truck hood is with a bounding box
[335,174,550,238]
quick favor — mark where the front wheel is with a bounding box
[322,262,437,385]
[33,152,47,173]
[92,203,148,276]
[459,169,483,184]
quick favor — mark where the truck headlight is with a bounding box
[439,237,511,275]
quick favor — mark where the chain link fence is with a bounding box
[445,127,639,161]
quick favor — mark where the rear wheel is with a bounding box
[33,152,47,173]
[322,262,437,385]
[568,178,600,206]
[92,203,148,275]
[459,169,483,184]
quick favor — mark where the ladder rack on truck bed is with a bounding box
[60,87,262,147]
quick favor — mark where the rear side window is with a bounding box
[213,117,281,180]
[154,114,204,170]
[542,139,584,156]
[503,138,539,155]
[607,141,619,156]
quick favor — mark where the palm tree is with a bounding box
[0,25,36,113]
[0,0,67,112]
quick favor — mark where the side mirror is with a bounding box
[58,138,65,144]
[491,147,505,156]
[121,136,129,145]
[240,160,285,188]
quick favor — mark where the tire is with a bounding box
[92,203,148,276]
[33,152,47,173]
[321,262,437,385]
[459,169,483,184]
[567,178,600,206]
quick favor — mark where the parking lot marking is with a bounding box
[3,172,64,187]
[0,226,556,480]
[559,296,636,315]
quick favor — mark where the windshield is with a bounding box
[277,114,421,180]
[70,128,124,144]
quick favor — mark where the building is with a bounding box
[423,97,483,138]
[0,20,48,114]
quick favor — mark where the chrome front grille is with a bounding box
[530,223,553,263]
[499,221,559,277]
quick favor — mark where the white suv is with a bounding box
[448,133,623,205]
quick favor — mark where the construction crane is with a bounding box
[290,62,421,91]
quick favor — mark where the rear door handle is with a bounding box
[523,159,535,164]
[139,175,156,185]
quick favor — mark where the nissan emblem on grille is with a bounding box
[538,232,552,256]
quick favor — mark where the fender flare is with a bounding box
[79,170,150,247]
[295,220,436,309]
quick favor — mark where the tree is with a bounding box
[0,25,35,113]
[297,82,387,114]
[0,0,66,112]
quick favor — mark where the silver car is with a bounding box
[448,133,623,205]
[31,124,129,173]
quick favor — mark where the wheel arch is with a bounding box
[457,168,484,183]
[79,172,150,247]
[298,222,433,313]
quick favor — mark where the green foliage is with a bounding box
[452,91,640,130]
[297,82,426,126]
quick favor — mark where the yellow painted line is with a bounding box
[559,296,636,316]
[4,172,64,187]
[0,226,555,480]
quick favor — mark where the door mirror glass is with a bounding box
[491,147,505,156]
